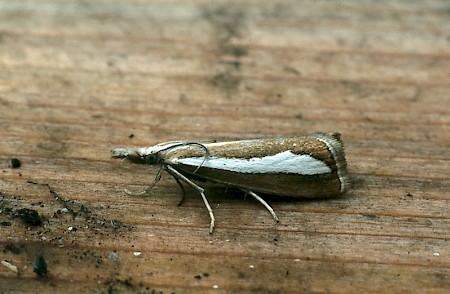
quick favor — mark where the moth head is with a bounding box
[128,152,162,165]
[144,153,159,165]
[111,148,161,165]
[111,142,208,166]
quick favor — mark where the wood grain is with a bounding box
[1,0,449,292]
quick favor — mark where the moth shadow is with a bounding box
[204,186,349,205]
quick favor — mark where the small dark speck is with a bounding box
[128,133,134,139]
[284,66,300,75]
[4,243,24,254]
[16,208,43,226]
[179,93,187,102]
[34,254,47,276]
[203,273,209,277]
[194,275,202,279]
[362,213,378,219]
[406,193,413,197]
[10,157,21,168]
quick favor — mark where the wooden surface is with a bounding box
[1,0,449,293]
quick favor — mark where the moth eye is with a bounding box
[145,154,158,165]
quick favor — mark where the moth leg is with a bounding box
[125,165,164,196]
[165,166,187,206]
[165,165,215,234]
[245,190,280,222]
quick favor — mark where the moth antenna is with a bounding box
[157,141,210,174]
[193,145,209,174]
[124,166,164,196]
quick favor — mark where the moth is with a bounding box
[111,132,349,233]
